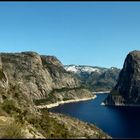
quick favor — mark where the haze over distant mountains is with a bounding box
[64,65,120,92]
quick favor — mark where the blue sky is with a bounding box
[0,2,140,68]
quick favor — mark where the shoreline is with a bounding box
[36,95,97,109]
[92,91,110,94]
[101,102,140,107]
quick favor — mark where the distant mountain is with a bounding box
[65,65,104,73]
[64,65,120,92]
[104,50,140,106]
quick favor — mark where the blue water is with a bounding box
[49,94,140,138]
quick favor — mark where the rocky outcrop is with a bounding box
[104,50,140,105]
[104,94,125,106]
[0,51,93,106]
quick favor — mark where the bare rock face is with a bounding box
[0,51,92,105]
[0,69,9,103]
[104,50,140,105]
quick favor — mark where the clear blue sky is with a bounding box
[0,2,140,68]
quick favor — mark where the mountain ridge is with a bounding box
[0,51,110,138]
[64,65,120,92]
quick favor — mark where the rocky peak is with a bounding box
[104,50,140,105]
[41,55,63,67]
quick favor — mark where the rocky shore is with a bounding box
[92,91,110,94]
[37,95,97,109]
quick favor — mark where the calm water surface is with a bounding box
[49,94,140,138]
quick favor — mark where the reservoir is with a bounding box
[49,93,140,138]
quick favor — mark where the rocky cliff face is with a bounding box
[0,51,110,139]
[104,50,140,105]
[0,51,92,106]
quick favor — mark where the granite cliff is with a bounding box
[0,51,93,106]
[104,50,140,105]
[0,51,110,139]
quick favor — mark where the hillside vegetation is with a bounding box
[0,51,111,138]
